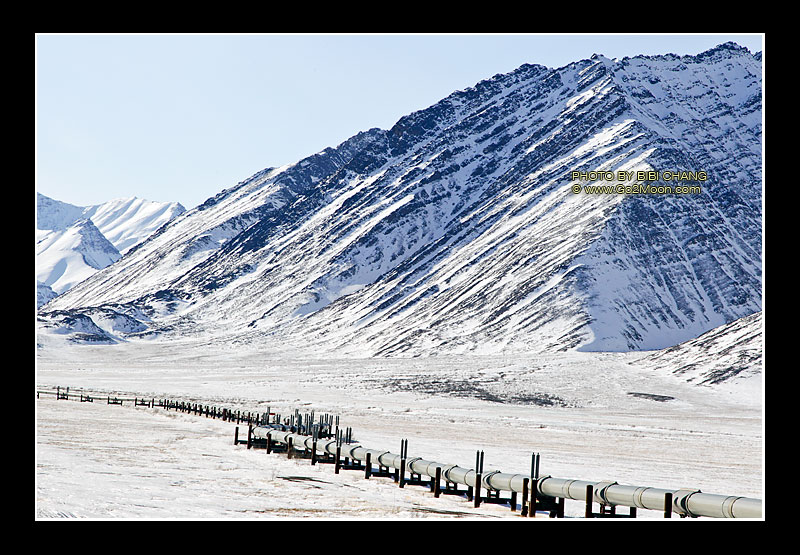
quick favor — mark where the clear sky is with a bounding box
[35,33,764,210]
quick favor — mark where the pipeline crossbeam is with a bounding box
[252,425,762,519]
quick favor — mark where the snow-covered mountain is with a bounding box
[36,218,121,302]
[36,194,185,306]
[637,310,762,386]
[80,197,188,255]
[37,194,186,255]
[39,43,762,358]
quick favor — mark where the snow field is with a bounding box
[35,339,762,520]
[36,395,530,520]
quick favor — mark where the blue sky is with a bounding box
[35,33,764,210]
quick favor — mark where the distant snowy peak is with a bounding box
[71,218,121,269]
[36,218,121,297]
[36,193,187,254]
[83,197,186,254]
[36,193,185,307]
[36,193,85,231]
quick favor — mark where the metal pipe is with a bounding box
[535,478,762,518]
[251,425,761,518]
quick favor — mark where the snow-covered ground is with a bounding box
[35,335,763,520]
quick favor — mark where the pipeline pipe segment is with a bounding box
[251,426,761,518]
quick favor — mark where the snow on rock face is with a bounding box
[82,197,187,255]
[37,193,186,255]
[37,304,154,345]
[36,218,121,296]
[36,194,186,307]
[637,311,763,386]
[37,310,118,344]
[37,282,59,308]
[41,44,762,358]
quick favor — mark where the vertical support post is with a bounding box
[510,491,517,512]
[434,467,442,498]
[473,450,484,508]
[266,432,272,454]
[521,478,529,516]
[246,424,252,449]
[399,439,407,488]
[234,426,239,446]
[311,439,317,465]
[335,444,341,474]
[287,437,293,459]
[585,485,594,518]
[365,453,372,479]
[664,492,673,518]
[630,507,637,518]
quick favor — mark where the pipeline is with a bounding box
[252,425,762,519]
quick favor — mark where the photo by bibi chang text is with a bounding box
[569,170,706,195]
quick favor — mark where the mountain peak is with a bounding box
[36,192,186,307]
[617,41,758,66]
[693,41,755,61]
[36,217,120,299]
[40,47,762,357]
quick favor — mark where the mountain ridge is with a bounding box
[39,43,762,362]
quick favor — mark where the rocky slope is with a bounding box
[638,310,763,385]
[39,43,762,360]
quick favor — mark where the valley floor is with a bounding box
[35,336,763,520]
